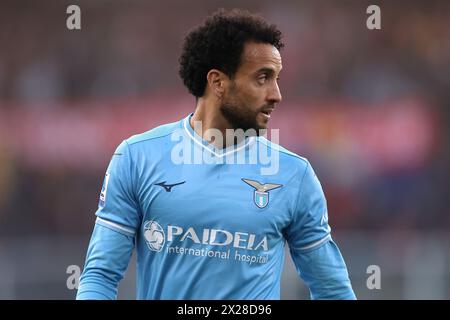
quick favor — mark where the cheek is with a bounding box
[238,85,264,109]
[247,91,265,110]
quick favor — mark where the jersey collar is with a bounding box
[182,114,255,158]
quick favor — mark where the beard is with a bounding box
[219,91,263,134]
[220,102,260,132]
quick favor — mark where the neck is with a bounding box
[190,97,244,149]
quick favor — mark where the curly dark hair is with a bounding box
[179,8,284,98]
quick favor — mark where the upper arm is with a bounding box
[95,140,141,236]
[285,161,331,252]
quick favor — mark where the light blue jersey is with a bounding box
[77,114,355,300]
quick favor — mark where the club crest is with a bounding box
[241,178,282,208]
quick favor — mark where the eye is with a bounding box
[258,74,268,84]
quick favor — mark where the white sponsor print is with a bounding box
[143,221,270,265]
[144,221,165,252]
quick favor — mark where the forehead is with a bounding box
[238,42,282,74]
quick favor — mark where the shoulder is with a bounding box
[125,119,183,147]
[257,136,310,170]
[112,118,184,159]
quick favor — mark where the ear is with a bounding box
[206,69,229,99]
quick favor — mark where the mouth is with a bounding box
[259,107,275,120]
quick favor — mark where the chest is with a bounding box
[136,161,295,240]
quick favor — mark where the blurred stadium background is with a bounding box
[0,0,449,299]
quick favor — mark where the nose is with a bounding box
[267,81,282,104]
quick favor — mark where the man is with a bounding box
[77,9,355,300]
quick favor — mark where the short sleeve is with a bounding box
[95,140,141,237]
[286,161,331,252]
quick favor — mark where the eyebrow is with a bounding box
[256,67,275,75]
[255,67,282,76]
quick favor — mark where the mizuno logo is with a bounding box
[242,178,283,208]
[155,181,186,192]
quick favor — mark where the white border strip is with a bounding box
[297,234,331,251]
[183,117,254,158]
[96,217,135,236]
